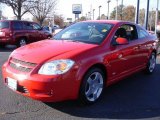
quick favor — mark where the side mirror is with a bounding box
[39,27,43,30]
[115,37,129,45]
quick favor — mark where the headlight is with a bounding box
[38,59,75,75]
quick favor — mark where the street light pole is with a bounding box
[93,9,95,20]
[144,0,150,30]
[88,12,91,20]
[99,5,102,20]
[135,0,140,24]
[107,0,111,20]
[155,0,159,33]
[116,0,118,20]
[120,0,123,20]
[86,13,88,20]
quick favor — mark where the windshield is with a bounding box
[53,22,113,44]
[0,21,9,29]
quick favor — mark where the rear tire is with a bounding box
[79,68,105,105]
[17,38,27,47]
[145,52,156,74]
[0,44,6,48]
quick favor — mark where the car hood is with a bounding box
[11,40,97,63]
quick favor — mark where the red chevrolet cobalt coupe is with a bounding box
[2,21,158,104]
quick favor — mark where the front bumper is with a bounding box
[2,62,80,102]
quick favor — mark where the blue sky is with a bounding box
[2,0,160,20]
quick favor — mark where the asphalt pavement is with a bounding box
[0,45,160,120]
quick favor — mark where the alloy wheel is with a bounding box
[85,72,104,102]
[19,39,27,47]
[149,53,156,73]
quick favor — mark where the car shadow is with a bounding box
[0,45,17,52]
[45,63,160,119]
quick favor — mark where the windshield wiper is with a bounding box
[65,40,80,42]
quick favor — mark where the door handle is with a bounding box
[118,54,123,58]
[133,47,138,50]
[138,45,142,48]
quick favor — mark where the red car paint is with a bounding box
[2,20,158,102]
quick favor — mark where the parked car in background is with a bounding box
[0,20,52,47]
[53,28,62,35]
[2,20,158,104]
[43,25,60,33]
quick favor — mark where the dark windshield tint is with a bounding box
[53,22,113,44]
[0,21,9,29]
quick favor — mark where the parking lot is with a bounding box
[0,46,160,120]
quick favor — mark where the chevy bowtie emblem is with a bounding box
[15,63,21,67]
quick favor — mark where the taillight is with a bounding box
[9,31,13,36]
[0,31,5,36]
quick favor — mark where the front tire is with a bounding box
[145,52,156,74]
[79,68,105,104]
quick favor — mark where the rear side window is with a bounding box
[12,22,23,30]
[137,27,149,39]
[23,22,33,30]
[0,21,9,29]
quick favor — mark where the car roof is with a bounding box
[0,20,35,23]
[83,20,136,25]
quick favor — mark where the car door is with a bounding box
[32,23,46,40]
[23,22,35,42]
[107,24,141,81]
[134,26,150,66]
[11,21,24,42]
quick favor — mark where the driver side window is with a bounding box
[114,24,138,41]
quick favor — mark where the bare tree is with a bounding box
[29,0,57,25]
[79,16,87,21]
[110,5,124,20]
[123,5,135,22]
[139,9,145,26]
[54,15,64,27]
[0,0,33,20]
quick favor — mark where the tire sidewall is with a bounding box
[146,52,156,74]
[79,67,105,104]
[17,38,27,47]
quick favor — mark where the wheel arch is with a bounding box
[152,49,157,57]
[16,36,28,47]
[78,63,108,87]
[77,63,108,104]
[87,63,107,80]
[18,36,28,43]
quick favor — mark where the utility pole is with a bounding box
[88,12,91,20]
[135,0,140,24]
[0,3,2,20]
[99,5,102,20]
[116,0,118,20]
[144,0,150,30]
[93,9,95,20]
[150,8,153,31]
[120,0,123,20]
[155,0,159,33]
[107,0,111,20]
[86,13,88,20]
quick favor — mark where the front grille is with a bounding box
[10,62,32,72]
[9,58,37,73]
[11,58,37,67]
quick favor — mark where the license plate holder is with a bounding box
[7,77,17,91]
